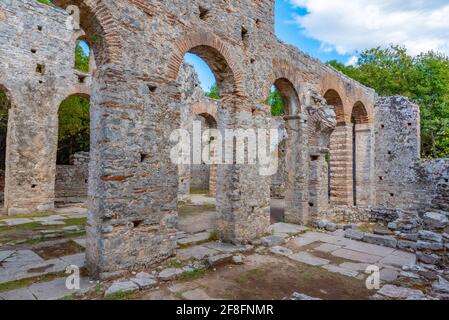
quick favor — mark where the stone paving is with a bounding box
[0,202,433,300]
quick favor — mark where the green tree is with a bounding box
[75,40,90,73]
[328,45,449,158]
[266,87,285,116]
[205,83,220,100]
[57,96,90,164]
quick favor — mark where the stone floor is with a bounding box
[0,196,439,300]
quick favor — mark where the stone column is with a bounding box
[215,100,271,243]
[308,151,329,219]
[354,123,375,205]
[329,124,353,206]
[86,67,179,279]
[284,114,310,224]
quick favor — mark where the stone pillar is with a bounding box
[215,101,271,243]
[329,124,353,206]
[86,68,178,279]
[354,124,375,205]
[308,151,329,219]
[5,91,57,215]
[284,114,310,224]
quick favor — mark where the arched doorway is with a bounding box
[266,78,301,223]
[172,42,238,239]
[324,89,353,206]
[351,101,371,206]
[55,94,90,205]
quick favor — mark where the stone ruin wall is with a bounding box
[0,0,379,278]
[374,96,449,214]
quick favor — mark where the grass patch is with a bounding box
[357,223,376,233]
[180,268,208,281]
[167,259,184,269]
[104,290,137,300]
[190,188,209,195]
[178,204,216,216]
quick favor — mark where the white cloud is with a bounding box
[346,56,359,66]
[290,0,449,56]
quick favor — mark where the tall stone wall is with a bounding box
[375,96,449,213]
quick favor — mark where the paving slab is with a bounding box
[332,249,382,264]
[60,253,85,267]
[177,232,211,246]
[379,253,416,268]
[291,236,317,247]
[380,268,400,282]
[177,245,218,261]
[314,243,341,253]
[302,232,353,246]
[288,252,330,266]
[344,241,396,257]
[105,280,139,297]
[322,264,359,278]
[270,246,293,257]
[339,262,371,272]
[29,277,94,300]
[377,285,423,299]
[73,238,87,248]
[2,218,34,226]
[268,223,308,236]
[0,288,36,300]
[204,242,252,254]
[32,215,66,223]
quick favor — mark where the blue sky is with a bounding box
[185,0,352,91]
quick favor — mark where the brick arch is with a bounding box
[192,102,218,125]
[264,59,304,115]
[167,31,245,97]
[323,89,345,125]
[351,101,370,124]
[52,0,122,65]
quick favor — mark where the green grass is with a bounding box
[178,204,216,216]
[189,188,210,195]
[104,291,137,300]
[179,268,208,281]
[166,259,184,269]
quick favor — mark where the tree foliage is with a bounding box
[57,96,90,164]
[205,83,220,100]
[75,40,90,72]
[266,87,285,116]
[329,45,449,158]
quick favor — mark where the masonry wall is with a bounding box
[375,96,449,213]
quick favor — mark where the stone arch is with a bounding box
[167,31,244,97]
[52,0,122,65]
[324,89,345,124]
[265,59,304,115]
[324,88,353,206]
[351,101,370,124]
[192,102,218,123]
[351,101,373,206]
[191,102,218,196]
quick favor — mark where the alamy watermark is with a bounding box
[170,123,283,176]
